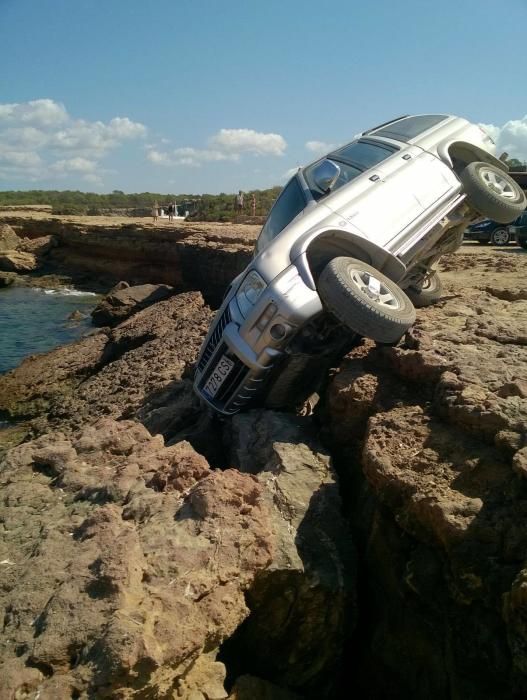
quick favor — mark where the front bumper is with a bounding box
[193,265,322,415]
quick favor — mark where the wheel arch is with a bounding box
[292,228,406,287]
[439,140,508,175]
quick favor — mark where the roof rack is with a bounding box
[362,115,410,136]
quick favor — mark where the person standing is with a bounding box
[152,201,159,223]
[234,190,244,221]
[168,202,174,222]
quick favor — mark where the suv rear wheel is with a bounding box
[318,257,416,344]
[406,270,443,307]
[460,162,526,224]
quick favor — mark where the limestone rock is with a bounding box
[18,233,57,257]
[0,250,38,272]
[0,271,17,286]
[0,223,20,251]
[0,418,273,698]
[91,283,174,326]
[0,292,213,444]
[325,282,527,697]
[227,410,355,695]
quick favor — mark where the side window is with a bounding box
[331,140,397,169]
[257,177,305,252]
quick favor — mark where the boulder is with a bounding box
[91,283,174,326]
[0,418,274,699]
[0,250,38,272]
[18,234,57,257]
[0,271,17,287]
[226,410,356,696]
[0,223,20,251]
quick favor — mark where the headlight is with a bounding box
[236,270,266,317]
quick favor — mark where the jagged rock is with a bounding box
[0,292,213,443]
[0,418,273,698]
[0,223,20,251]
[0,250,38,272]
[18,233,57,257]
[0,271,17,287]
[0,330,109,419]
[91,283,174,326]
[108,280,130,293]
[226,410,355,696]
[67,309,86,321]
[326,281,527,697]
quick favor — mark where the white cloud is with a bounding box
[480,116,527,162]
[0,98,146,184]
[146,146,238,167]
[0,147,42,168]
[147,127,287,169]
[305,140,335,155]
[49,157,97,174]
[146,149,171,165]
[0,99,68,127]
[209,128,286,156]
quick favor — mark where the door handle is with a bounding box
[369,174,380,182]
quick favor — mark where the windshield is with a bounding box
[256,176,306,253]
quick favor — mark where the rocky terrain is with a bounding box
[0,213,526,698]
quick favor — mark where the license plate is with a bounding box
[203,355,235,398]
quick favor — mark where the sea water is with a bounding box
[0,286,98,374]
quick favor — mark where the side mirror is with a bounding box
[313,159,340,193]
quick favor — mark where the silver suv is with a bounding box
[194,114,526,415]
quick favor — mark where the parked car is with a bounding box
[464,218,515,246]
[194,114,527,415]
[509,210,527,249]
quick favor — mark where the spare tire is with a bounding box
[460,162,526,224]
[318,257,415,344]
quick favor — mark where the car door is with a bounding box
[327,140,424,247]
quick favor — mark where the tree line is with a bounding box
[0,187,284,221]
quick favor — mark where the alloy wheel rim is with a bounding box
[479,167,517,200]
[348,268,401,309]
[492,229,509,245]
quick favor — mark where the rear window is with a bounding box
[373,115,448,142]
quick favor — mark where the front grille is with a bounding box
[197,306,231,373]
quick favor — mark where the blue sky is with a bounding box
[1,0,527,194]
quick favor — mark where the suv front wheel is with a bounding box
[317,257,416,344]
